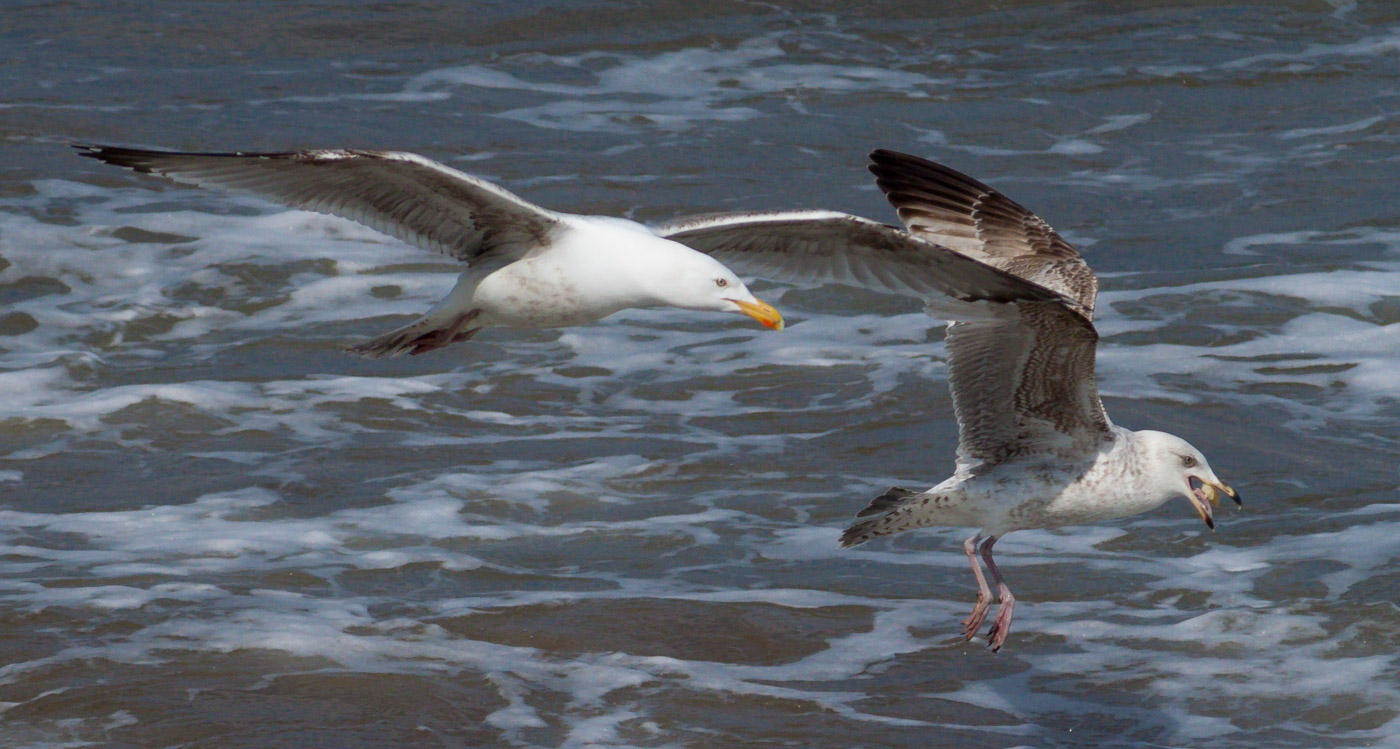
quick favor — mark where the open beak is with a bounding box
[1186,476,1241,530]
[729,298,784,331]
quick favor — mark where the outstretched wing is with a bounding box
[76,145,560,266]
[867,151,1110,461]
[656,210,1068,307]
[869,148,1097,320]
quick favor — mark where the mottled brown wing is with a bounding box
[868,149,1097,320]
[944,304,1112,465]
[76,145,559,266]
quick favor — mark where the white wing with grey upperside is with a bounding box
[75,146,561,270]
[655,209,1070,308]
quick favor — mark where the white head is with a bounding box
[560,217,784,330]
[636,241,784,330]
[1134,430,1241,529]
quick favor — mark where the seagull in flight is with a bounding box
[658,149,1242,651]
[77,145,785,356]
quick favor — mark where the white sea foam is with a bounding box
[1280,114,1388,140]
[393,36,944,133]
[1222,26,1400,70]
[1087,113,1153,133]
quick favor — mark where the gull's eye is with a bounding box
[1181,455,1198,468]
[715,278,729,288]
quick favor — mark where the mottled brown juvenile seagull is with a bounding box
[659,150,1241,651]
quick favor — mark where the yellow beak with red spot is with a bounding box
[730,298,785,331]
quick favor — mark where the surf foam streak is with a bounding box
[394,35,943,133]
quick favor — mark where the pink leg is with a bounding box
[960,534,993,640]
[979,536,1016,652]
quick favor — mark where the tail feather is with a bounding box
[347,310,481,358]
[840,486,926,548]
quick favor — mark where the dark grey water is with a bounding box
[3,1,1399,746]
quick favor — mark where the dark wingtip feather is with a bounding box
[867,149,994,199]
[74,144,313,171]
[73,144,164,173]
[868,147,903,163]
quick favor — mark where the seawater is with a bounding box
[2,2,1399,746]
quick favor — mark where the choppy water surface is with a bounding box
[3,2,1399,746]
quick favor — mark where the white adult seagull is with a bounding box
[76,145,785,356]
[656,149,1241,651]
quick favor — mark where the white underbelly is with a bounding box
[946,463,1106,533]
[471,259,627,328]
[982,457,1141,532]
